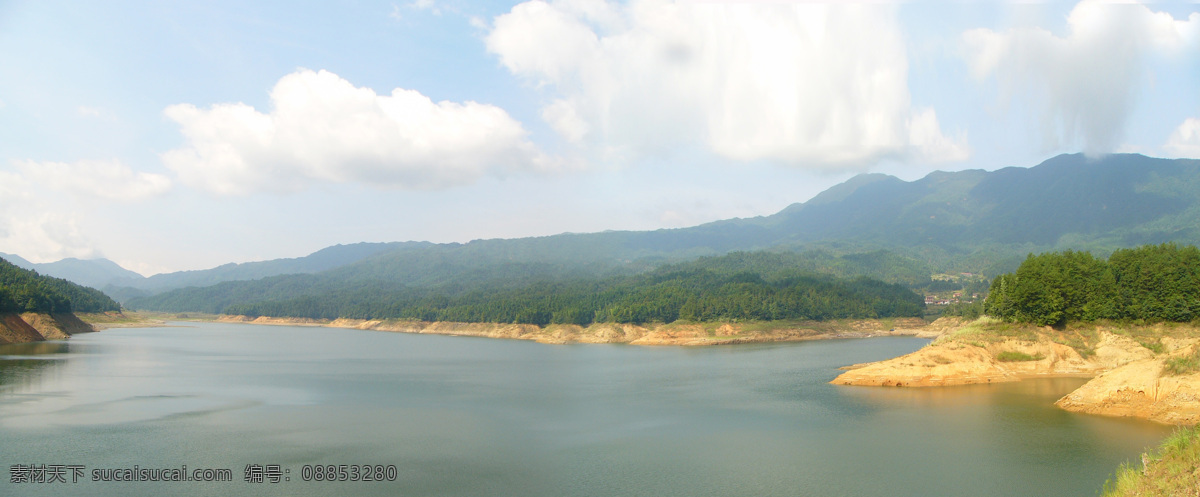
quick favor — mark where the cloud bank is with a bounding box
[163,69,560,195]
[15,159,171,201]
[1166,118,1200,158]
[963,1,1200,156]
[485,0,968,168]
[0,171,98,263]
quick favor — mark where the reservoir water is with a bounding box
[0,322,1173,496]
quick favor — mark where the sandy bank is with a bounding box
[78,311,170,330]
[216,315,940,346]
[832,319,1200,424]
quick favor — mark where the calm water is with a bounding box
[0,322,1173,496]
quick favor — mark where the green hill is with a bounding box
[132,251,925,324]
[126,153,1200,318]
[0,257,120,313]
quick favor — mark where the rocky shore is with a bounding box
[831,319,1200,425]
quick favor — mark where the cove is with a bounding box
[0,322,1172,496]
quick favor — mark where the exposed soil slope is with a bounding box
[0,313,94,344]
[1057,342,1200,425]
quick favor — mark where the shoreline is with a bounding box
[830,319,1200,425]
[0,312,97,344]
[209,314,950,346]
[87,312,1200,424]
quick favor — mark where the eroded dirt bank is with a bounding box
[1055,342,1200,425]
[832,319,1200,424]
[216,315,941,346]
[0,313,95,344]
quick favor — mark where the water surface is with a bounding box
[0,322,1172,496]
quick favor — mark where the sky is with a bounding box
[0,0,1198,276]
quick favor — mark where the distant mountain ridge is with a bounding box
[319,153,1200,285]
[2,242,417,301]
[760,153,1197,248]
[127,153,1200,315]
[15,153,1200,306]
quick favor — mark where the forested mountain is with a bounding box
[0,255,146,290]
[133,251,925,324]
[0,257,121,313]
[2,242,419,302]
[124,153,1200,317]
[762,153,1200,249]
[265,153,1200,291]
[340,153,1200,276]
[20,152,1200,316]
[257,153,1200,289]
[128,250,942,313]
[126,241,423,292]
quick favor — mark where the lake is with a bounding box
[0,322,1173,496]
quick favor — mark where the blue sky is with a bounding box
[1,0,1197,275]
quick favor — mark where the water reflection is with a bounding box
[832,374,1172,492]
[836,376,1090,410]
[0,341,70,391]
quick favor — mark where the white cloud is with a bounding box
[1166,117,1200,158]
[0,171,98,263]
[0,158,167,263]
[163,69,561,195]
[410,0,438,14]
[15,159,171,201]
[963,1,1200,156]
[485,0,968,168]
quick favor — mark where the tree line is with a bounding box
[984,243,1200,326]
[0,257,121,313]
[215,256,926,325]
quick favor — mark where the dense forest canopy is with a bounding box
[0,257,121,313]
[134,251,926,325]
[984,243,1200,326]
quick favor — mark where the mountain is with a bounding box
[0,254,145,290]
[0,257,121,314]
[126,153,1200,315]
[307,153,1200,285]
[0,253,35,270]
[1,242,420,302]
[759,153,1198,249]
[37,258,146,290]
[118,241,424,291]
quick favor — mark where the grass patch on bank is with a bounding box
[77,311,170,327]
[76,312,142,324]
[1103,425,1200,496]
[685,317,924,337]
[1045,325,1099,358]
[933,317,1103,357]
[995,351,1045,362]
[934,317,1040,346]
[1162,347,1200,376]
